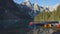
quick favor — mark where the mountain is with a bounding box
[44,4,60,12]
[20,1,41,17]
[39,6,45,12]
[20,0,60,12]
[21,0,32,8]
[41,6,55,12]
[33,3,40,11]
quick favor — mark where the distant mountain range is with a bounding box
[19,0,60,12]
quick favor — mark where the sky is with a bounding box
[13,0,60,6]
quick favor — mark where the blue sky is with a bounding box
[13,0,60,6]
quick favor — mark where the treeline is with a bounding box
[34,5,60,22]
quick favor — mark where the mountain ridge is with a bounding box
[19,0,60,12]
